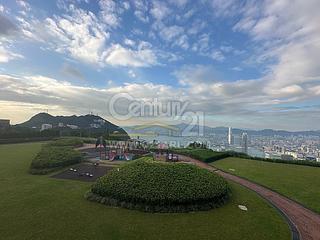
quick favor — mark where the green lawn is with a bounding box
[0,143,290,240]
[212,157,320,214]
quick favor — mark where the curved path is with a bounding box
[177,155,320,240]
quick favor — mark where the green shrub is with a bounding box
[171,148,231,163]
[244,156,320,167]
[30,144,82,174]
[88,158,230,212]
[82,138,96,144]
[50,138,83,147]
[171,148,320,168]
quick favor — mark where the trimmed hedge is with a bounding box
[170,148,235,163]
[29,138,83,175]
[30,145,82,174]
[50,138,83,147]
[0,137,56,145]
[87,158,230,212]
[243,156,320,167]
[171,148,320,167]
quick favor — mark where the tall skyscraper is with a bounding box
[241,132,248,154]
[228,127,233,145]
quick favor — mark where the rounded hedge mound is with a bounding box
[87,159,230,212]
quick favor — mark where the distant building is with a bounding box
[265,152,282,159]
[40,124,52,131]
[0,119,10,129]
[94,119,105,124]
[90,123,101,128]
[241,132,248,154]
[66,124,79,129]
[58,122,64,127]
[285,151,298,159]
[305,156,316,161]
[281,154,294,161]
[228,127,234,145]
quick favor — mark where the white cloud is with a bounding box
[174,65,219,86]
[233,17,256,32]
[99,0,123,28]
[104,44,158,67]
[43,8,109,64]
[183,9,195,19]
[61,63,85,80]
[231,67,242,71]
[158,24,184,42]
[173,34,189,50]
[187,19,207,35]
[0,44,23,63]
[169,0,188,8]
[210,0,240,17]
[150,1,170,21]
[128,69,136,78]
[124,38,135,46]
[252,15,278,40]
[210,50,225,62]
[133,0,149,22]
[0,73,181,123]
[232,0,320,94]
[1,71,320,129]
[122,1,130,10]
[16,0,31,12]
[191,33,210,53]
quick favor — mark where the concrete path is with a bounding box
[177,155,320,240]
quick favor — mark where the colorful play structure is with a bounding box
[95,136,148,161]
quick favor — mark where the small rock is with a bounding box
[238,205,248,211]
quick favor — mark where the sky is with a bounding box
[0,0,320,131]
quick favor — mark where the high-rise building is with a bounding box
[241,132,248,154]
[228,127,233,145]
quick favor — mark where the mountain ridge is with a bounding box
[16,112,129,138]
[123,123,320,137]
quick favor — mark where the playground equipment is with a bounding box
[94,137,137,161]
[95,136,107,160]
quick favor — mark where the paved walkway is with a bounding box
[177,155,320,240]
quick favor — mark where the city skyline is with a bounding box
[1,1,320,130]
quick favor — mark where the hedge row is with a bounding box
[170,148,245,163]
[243,156,320,167]
[171,148,320,167]
[29,138,83,175]
[50,138,84,147]
[0,137,56,145]
[88,158,230,212]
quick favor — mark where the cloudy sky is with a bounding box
[0,0,320,130]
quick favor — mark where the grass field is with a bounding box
[212,157,320,214]
[0,143,290,240]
